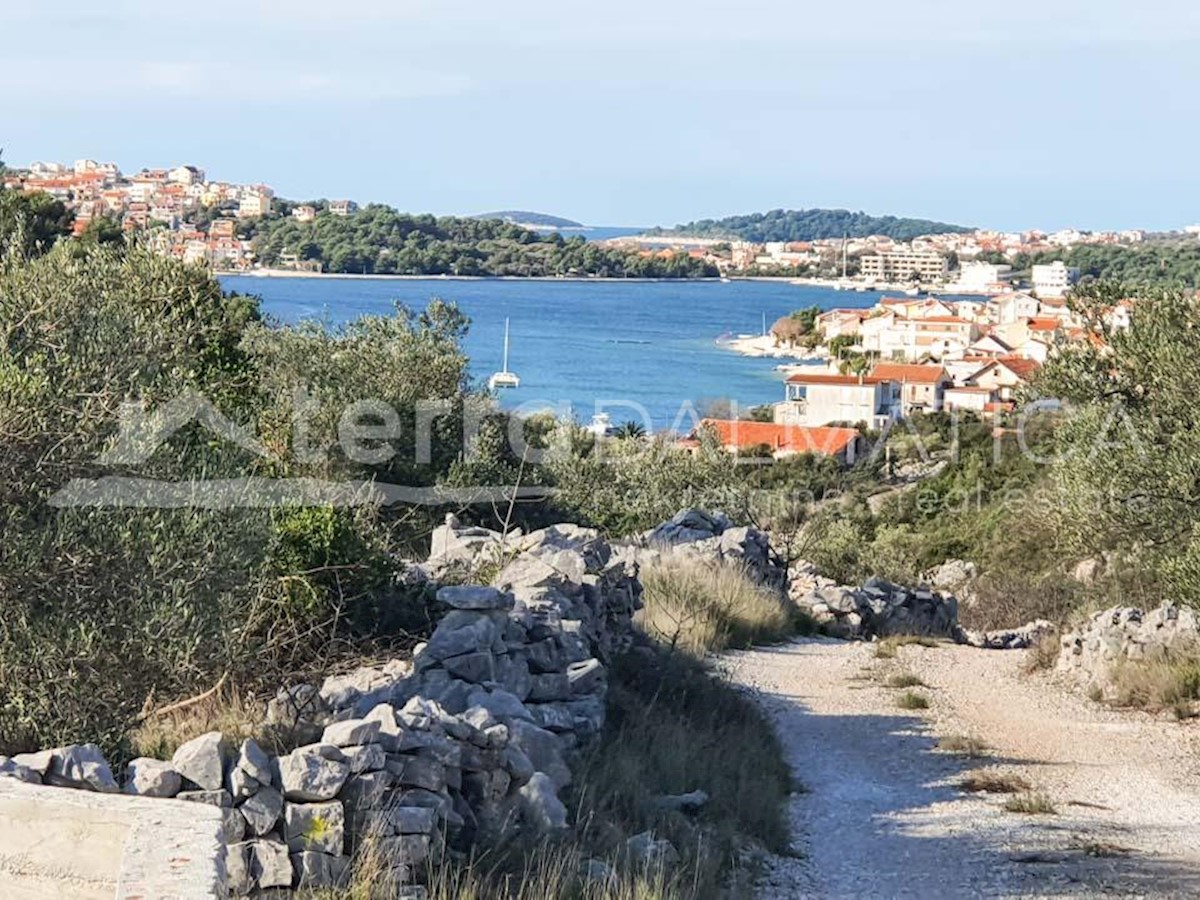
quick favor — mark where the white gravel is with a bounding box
[721,637,1200,899]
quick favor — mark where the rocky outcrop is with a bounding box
[958,620,1057,650]
[626,508,785,589]
[789,567,959,640]
[1057,604,1200,690]
[0,519,641,896]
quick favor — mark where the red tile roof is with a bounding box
[995,356,1041,380]
[1026,317,1061,332]
[698,419,860,456]
[871,363,948,384]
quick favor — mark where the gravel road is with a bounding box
[721,637,1200,899]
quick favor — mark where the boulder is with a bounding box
[0,757,41,784]
[437,585,514,611]
[171,732,226,791]
[284,800,345,856]
[247,839,292,890]
[465,688,532,722]
[518,772,568,832]
[277,746,350,802]
[387,806,437,835]
[322,718,382,748]
[291,850,349,889]
[240,784,284,837]
[123,758,181,798]
[45,744,118,793]
[225,842,252,895]
[507,719,571,789]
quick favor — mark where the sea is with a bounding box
[219,276,887,433]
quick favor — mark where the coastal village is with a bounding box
[0,157,1136,466]
[0,157,1175,284]
[692,284,1124,464]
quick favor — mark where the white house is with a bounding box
[992,292,1041,325]
[775,373,900,429]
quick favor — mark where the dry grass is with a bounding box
[873,635,939,659]
[1003,792,1057,815]
[895,691,930,710]
[1107,652,1200,716]
[1020,633,1061,674]
[936,734,991,758]
[959,770,1031,794]
[311,835,677,900]
[884,672,927,689]
[127,685,282,759]
[639,560,803,656]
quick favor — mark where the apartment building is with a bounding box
[1032,261,1080,298]
[859,249,949,283]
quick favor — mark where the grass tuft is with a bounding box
[1020,633,1061,674]
[884,672,927,689]
[896,691,930,710]
[639,560,802,656]
[874,635,939,659]
[936,733,991,757]
[1003,792,1057,815]
[1107,653,1200,715]
[959,769,1031,794]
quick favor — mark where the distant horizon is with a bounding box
[9,153,1197,237]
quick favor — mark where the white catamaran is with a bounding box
[488,318,520,390]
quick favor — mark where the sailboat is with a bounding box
[488,318,520,390]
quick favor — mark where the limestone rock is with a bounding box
[285,800,345,856]
[465,688,532,722]
[387,806,437,835]
[322,718,382,748]
[291,850,349,889]
[277,746,350,801]
[0,757,41,784]
[123,758,181,798]
[240,784,284,837]
[172,731,226,791]
[518,772,568,832]
[247,839,292,890]
[45,744,119,793]
[437,585,514,611]
[507,719,571,788]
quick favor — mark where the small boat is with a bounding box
[585,413,613,438]
[488,318,520,390]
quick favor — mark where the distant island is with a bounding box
[647,208,973,243]
[472,210,584,229]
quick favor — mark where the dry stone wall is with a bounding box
[0,520,641,896]
[1057,604,1200,692]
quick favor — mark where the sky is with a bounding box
[4,0,1200,231]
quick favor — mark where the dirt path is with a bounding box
[721,637,1200,899]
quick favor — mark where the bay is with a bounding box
[219,276,885,432]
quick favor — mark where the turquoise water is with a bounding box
[219,276,884,432]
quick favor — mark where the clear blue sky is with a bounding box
[4,1,1199,231]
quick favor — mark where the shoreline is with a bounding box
[221,269,986,294]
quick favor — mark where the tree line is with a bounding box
[250,203,718,278]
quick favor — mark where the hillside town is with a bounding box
[693,287,1128,461]
[1,158,303,270]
